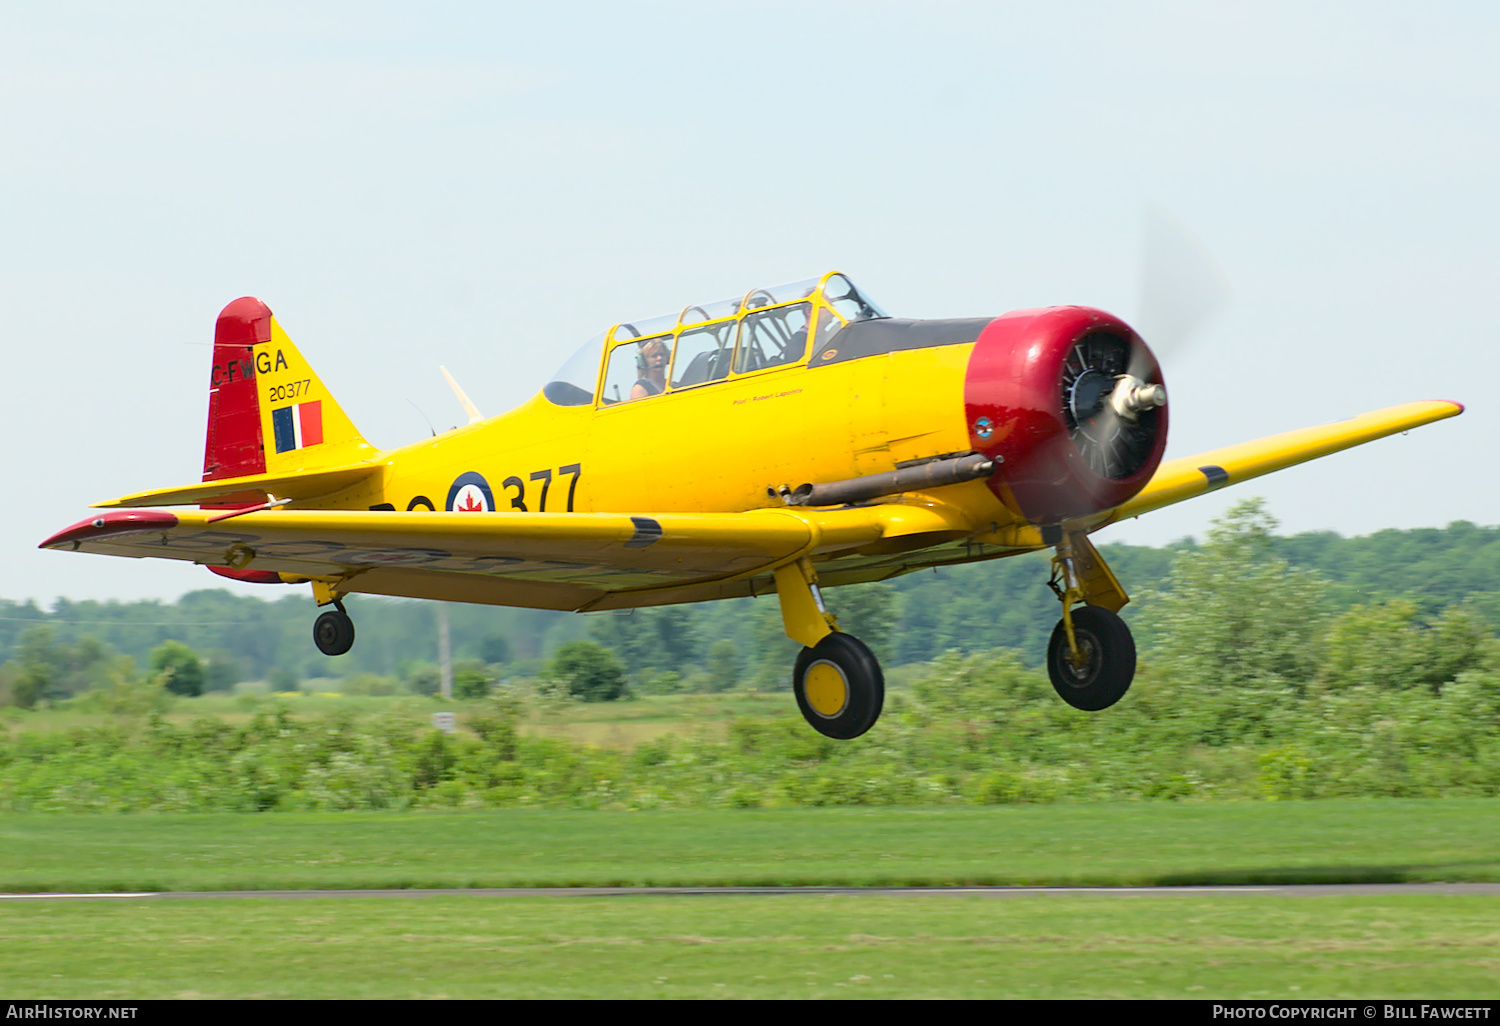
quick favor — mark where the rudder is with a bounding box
[203,298,372,502]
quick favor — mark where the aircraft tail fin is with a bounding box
[203,298,374,505]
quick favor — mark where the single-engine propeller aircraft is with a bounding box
[42,272,1462,738]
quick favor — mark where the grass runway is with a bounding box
[1,799,1496,998]
[0,799,1496,892]
[3,892,1497,999]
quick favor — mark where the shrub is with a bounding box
[453,660,495,700]
[150,641,205,698]
[706,640,741,692]
[548,641,627,702]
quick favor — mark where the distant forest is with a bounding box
[4,515,1498,692]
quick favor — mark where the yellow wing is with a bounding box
[40,503,968,612]
[1105,400,1463,522]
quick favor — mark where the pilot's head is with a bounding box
[640,338,669,368]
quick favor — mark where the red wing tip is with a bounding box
[1445,400,1466,414]
[40,511,179,550]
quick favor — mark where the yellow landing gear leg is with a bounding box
[772,558,838,649]
[309,577,356,657]
[773,558,885,740]
[1044,531,1136,712]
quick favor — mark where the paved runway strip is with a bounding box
[3,883,1497,900]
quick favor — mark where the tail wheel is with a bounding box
[1046,605,1134,711]
[793,632,885,740]
[313,609,355,656]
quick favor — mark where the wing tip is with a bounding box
[40,511,179,550]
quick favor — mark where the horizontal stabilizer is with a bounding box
[94,464,382,509]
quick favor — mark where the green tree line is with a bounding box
[4,504,1500,698]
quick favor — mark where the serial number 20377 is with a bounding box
[268,380,312,403]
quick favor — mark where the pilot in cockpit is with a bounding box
[630,338,670,399]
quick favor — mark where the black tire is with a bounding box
[1046,605,1134,711]
[313,609,356,656]
[792,632,885,740]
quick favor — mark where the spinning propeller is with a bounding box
[1061,205,1230,482]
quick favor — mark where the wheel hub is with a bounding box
[803,660,850,718]
[1058,632,1101,685]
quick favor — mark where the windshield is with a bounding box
[541,273,887,406]
[542,332,605,406]
[820,273,887,322]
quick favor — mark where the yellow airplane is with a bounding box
[42,271,1462,738]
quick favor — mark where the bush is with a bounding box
[453,660,495,700]
[706,640,741,692]
[150,641,205,698]
[548,641,627,702]
[341,673,402,697]
[404,663,442,697]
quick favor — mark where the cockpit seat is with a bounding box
[675,348,730,388]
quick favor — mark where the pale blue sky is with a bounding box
[3,1,1495,603]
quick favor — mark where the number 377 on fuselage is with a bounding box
[42,271,1462,739]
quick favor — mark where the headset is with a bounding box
[636,337,670,373]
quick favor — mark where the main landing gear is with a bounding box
[772,532,1138,738]
[1046,604,1134,711]
[308,580,356,657]
[313,601,355,656]
[793,632,885,740]
[774,557,885,740]
[1044,530,1135,711]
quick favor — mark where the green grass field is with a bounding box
[2,892,1496,999]
[1,800,1496,998]
[0,799,1496,892]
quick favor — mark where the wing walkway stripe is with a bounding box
[624,517,663,548]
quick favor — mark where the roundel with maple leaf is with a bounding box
[445,471,496,513]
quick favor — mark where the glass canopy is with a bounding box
[542,272,887,407]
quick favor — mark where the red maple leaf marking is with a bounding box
[457,491,485,512]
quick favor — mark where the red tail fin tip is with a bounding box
[203,297,272,495]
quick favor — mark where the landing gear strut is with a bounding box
[774,556,886,739]
[1045,530,1135,710]
[313,598,355,656]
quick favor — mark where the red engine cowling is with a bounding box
[963,306,1167,524]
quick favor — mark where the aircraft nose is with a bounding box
[963,306,1167,523]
